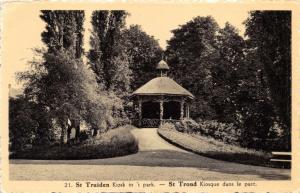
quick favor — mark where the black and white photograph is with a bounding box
[3,3,294,185]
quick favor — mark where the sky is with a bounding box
[2,4,251,89]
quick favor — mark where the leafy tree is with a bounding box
[9,96,53,152]
[165,16,282,150]
[88,10,133,124]
[88,10,131,96]
[244,11,291,149]
[40,10,84,58]
[19,49,111,144]
[18,11,114,144]
[234,46,276,149]
[211,23,246,122]
[166,16,220,119]
[122,25,163,90]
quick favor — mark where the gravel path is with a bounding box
[10,128,290,181]
[132,128,187,152]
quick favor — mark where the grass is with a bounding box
[158,126,275,167]
[10,125,139,160]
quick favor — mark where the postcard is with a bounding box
[1,1,299,192]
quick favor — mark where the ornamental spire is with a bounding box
[156,60,169,77]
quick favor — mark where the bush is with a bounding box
[180,118,199,132]
[161,118,288,151]
[171,118,199,132]
[158,126,272,167]
[9,96,53,152]
[10,126,139,160]
[261,135,291,152]
[174,121,184,132]
[162,118,240,145]
[162,122,176,131]
[197,120,240,144]
[78,130,90,142]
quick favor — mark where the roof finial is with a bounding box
[156,60,169,70]
[156,58,170,77]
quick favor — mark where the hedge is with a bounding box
[10,126,139,160]
[158,123,276,167]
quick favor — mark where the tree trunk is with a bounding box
[60,124,66,146]
[93,128,98,136]
[75,124,80,142]
[67,126,72,143]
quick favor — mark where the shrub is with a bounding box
[174,121,184,132]
[10,126,139,160]
[9,96,53,152]
[161,122,176,131]
[180,118,199,133]
[197,120,240,144]
[105,93,130,130]
[78,130,90,142]
[165,118,199,133]
[158,126,272,167]
[160,119,240,145]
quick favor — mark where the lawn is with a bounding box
[158,125,274,167]
[10,125,139,160]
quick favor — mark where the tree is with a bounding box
[210,22,245,122]
[19,49,111,144]
[88,10,131,96]
[166,16,220,119]
[244,11,291,149]
[233,46,276,149]
[9,95,53,152]
[40,10,85,58]
[165,16,280,150]
[122,25,163,90]
[18,11,113,145]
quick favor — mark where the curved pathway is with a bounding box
[10,128,290,180]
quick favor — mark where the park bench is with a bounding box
[270,151,291,168]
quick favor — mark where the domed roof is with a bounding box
[156,60,170,70]
[133,77,194,99]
